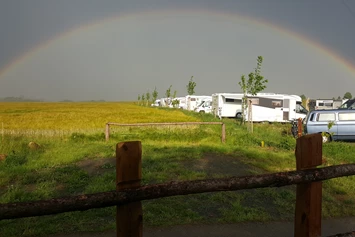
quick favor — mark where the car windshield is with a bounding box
[197,101,205,107]
[296,103,308,114]
[339,100,355,109]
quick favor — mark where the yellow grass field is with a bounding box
[0,102,200,134]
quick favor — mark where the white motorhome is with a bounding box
[169,97,186,109]
[212,93,244,119]
[185,95,212,111]
[151,99,161,107]
[312,99,348,110]
[159,97,170,107]
[245,93,308,122]
[195,99,212,113]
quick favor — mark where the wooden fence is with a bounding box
[1,134,355,237]
[105,122,226,143]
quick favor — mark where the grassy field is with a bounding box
[0,102,355,237]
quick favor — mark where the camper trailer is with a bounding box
[194,99,212,113]
[169,97,186,109]
[185,95,212,111]
[245,93,308,122]
[212,93,244,118]
[309,99,348,110]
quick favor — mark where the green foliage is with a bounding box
[238,56,268,124]
[152,87,158,104]
[4,152,27,167]
[343,92,352,99]
[186,76,197,95]
[164,85,173,107]
[146,91,151,106]
[321,121,335,142]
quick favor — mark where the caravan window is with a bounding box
[190,98,196,101]
[325,103,333,107]
[339,113,355,121]
[318,103,324,106]
[316,113,335,122]
[226,98,235,102]
[249,98,259,105]
[272,100,282,107]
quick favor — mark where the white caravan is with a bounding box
[151,99,161,107]
[312,99,348,110]
[185,95,212,111]
[195,99,213,113]
[245,93,308,122]
[159,97,170,107]
[169,97,186,109]
[212,93,244,119]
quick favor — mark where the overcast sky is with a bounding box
[1,0,355,101]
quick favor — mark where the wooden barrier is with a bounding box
[105,122,226,143]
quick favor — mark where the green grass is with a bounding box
[1,103,355,236]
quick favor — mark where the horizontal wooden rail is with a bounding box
[105,122,226,143]
[1,163,355,220]
[107,122,223,126]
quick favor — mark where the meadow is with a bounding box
[0,102,355,237]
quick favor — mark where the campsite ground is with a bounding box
[51,217,355,237]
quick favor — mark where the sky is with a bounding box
[0,0,355,101]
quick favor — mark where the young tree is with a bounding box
[165,85,172,107]
[238,56,268,124]
[343,92,352,100]
[186,76,196,95]
[146,91,151,106]
[137,94,141,105]
[141,94,145,106]
[152,87,158,105]
[300,94,307,108]
[171,90,180,108]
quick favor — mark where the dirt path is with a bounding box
[50,217,355,237]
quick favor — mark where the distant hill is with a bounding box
[0,96,43,102]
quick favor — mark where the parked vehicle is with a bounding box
[339,99,355,109]
[212,93,244,119]
[159,97,170,107]
[169,97,186,109]
[308,99,347,110]
[151,99,161,107]
[194,99,212,113]
[245,93,308,123]
[185,95,212,111]
[304,109,355,142]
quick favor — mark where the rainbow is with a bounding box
[1,8,354,77]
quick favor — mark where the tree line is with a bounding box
[136,76,197,107]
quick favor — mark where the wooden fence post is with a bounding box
[297,118,303,138]
[105,123,110,141]
[221,123,225,143]
[116,141,142,237]
[294,133,322,237]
